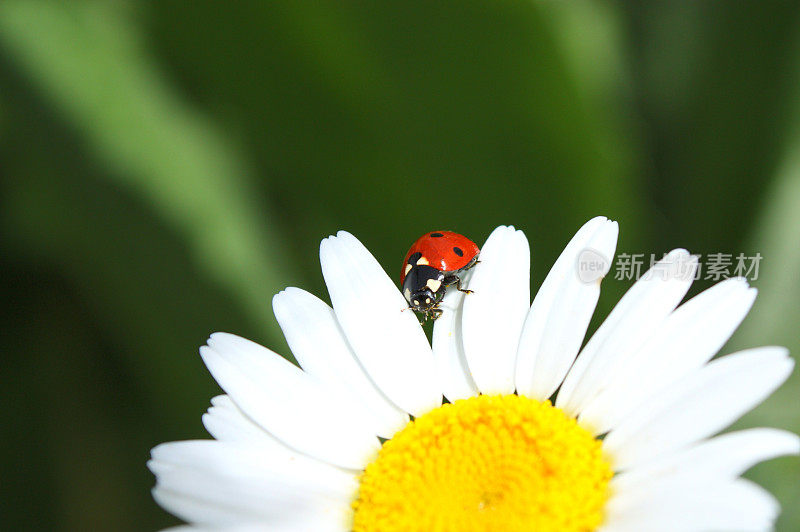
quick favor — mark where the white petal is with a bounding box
[320,231,441,416]
[579,277,756,433]
[515,217,618,399]
[202,395,353,475]
[152,489,258,529]
[161,525,278,532]
[557,249,697,416]
[604,346,794,470]
[602,478,779,532]
[162,525,326,532]
[200,333,379,469]
[202,395,285,446]
[461,226,530,394]
[273,287,408,438]
[153,490,348,532]
[150,441,354,531]
[161,523,344,532]
[613,427,800,492]
[431,268,479,401]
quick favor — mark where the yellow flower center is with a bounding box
[352,394,612,532]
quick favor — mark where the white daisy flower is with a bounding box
[150,217,799,532]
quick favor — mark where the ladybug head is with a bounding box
[402,265,446,313]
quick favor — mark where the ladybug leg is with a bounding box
[464,256,481,271]
[442,273,474,294]
[430,308,444,321]
[455,277,473,294]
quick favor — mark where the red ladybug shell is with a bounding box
[400,231,481,284]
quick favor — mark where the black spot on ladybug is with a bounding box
[430,232,444,238]
[408,251,422,265]
[453,247,464,257]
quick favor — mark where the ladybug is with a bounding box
[400,231,480,321]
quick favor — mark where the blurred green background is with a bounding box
[1,1,799,530]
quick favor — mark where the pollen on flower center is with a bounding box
[352,394,612,532]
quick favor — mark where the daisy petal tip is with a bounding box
[271,294,286,316]
[148,456,175,478]
[272,287,291,301]
[146,449,159,467]
[490,225,529,254]
[202,333,218,348]
[586,217,617,239]
[149,441,179,462]
[515,227,530,248]
[321,231,379,272]
[791,438,800,455]
[762,345,792,363]
[198,344,214,361]
[332,230,363,249]
[318,234,337,258]
[746,287,758,305]
[594,221,620,256]
[272,287,306,315]
[284,286,307,297]
[605,218,620,237]
[779,430,800,455]
[208,331,242,344]
[728,281,757,308]
[487,224,512,238]
[209,394,229,407]
[205,334,233,353]
[661,248,693,263]
[784,355,795,376]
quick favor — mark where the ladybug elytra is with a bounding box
[400,231,480,321]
